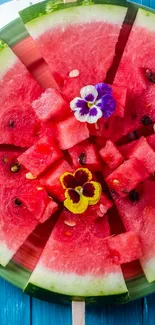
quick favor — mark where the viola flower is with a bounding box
[70,83,116,124]
[60,168,102,214]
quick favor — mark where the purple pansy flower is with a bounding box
[70,83,116,124]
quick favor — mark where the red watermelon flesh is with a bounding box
[107,231,143,265]
[23,5,127,94]
[0,105,41,148]
[32,88,70,122]
[54,115,89,150]
[99,140,124,170]
[68,140,101,172]
[130,137,155,174]
[113,180,155,282]
[147,134,155,151]
[18,136,63,176]
[106,157,149,197]
[113,9,155,139]
[40,200,58,224]
[28,208,128,297]
[0,147,26,186]
[40,159,74,201]
[118,140,138,159]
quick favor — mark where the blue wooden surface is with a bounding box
[0,0,155,324]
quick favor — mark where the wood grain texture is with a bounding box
[0,278,30,325]
[32,297,71,325]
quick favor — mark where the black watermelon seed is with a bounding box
[146,69,155,84]
[129,190,139,202]
[8,120,15,128]
[78,152,86,166]
[141,116,153,126]
[10,162,21,173]
[14,198,22,206]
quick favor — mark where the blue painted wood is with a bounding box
[32,298,71,325]
[0,277,30,325]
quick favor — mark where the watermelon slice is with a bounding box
[68,140,101,172]
[0,181,58,267]
[113,8,155,140]
[113,180,155,283]
[18,136,63,176]
[24,208,129,302]
[25,204,143,302]
[20,1,127,96]
[0,41,43,147]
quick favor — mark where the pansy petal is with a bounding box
[87,106,102,124]
[80,85,98,103]
[74,168,92,186]
[74,109,89,122]
[83,181,102,205]
[101,94,116,118]
[60,172,75,189]
[64,189,88,214]
[70,97,83,111]
[95,83,112,100]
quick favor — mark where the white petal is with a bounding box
[80,85,98,102]
[74,110,88,122]
[70,97,82,111]
[87,106,102,124]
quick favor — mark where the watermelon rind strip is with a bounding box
[24,282,130,305]
[19,0,129,25]
[0,261,31,289]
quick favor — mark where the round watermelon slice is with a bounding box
[19,0,127,96]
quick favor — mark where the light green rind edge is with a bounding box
[0,261,31,289]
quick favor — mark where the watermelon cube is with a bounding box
[68,140,101,171]
[93,193,113,217]
[107,231,143,264]
[130,137,155,173]
[55,115,89,150]
[18,136,63,177]
[147,134,155,151]
[118,140,138,159]
[40,159,74,201]
[99,140,124,170]
[32,88,69,122]
[106,158,149,197]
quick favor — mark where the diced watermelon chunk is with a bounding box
[99,140,124,170]
[130,137,155,173]
[106,158,149,197]
[55,115,89,150]
[107,231,143,264]
[118,140,138,159]
[18,136,63,177]
[68,140,101,171]
[112,85,127,117]
[40,159,74,201]
[147,134,155,151]
[32,88,69,122]
[39,199,58,223]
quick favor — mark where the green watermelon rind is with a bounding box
[19,0,128,25]
[0,261,31,289]
[0,40,18,78]
[25,282,129,305]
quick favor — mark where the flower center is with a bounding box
[75,186,83,195]
[87,102,94,109]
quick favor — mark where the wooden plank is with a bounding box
[86,300,143,325]
[143,295,155,325]
[0,278,30,325]
[32,297,71,325]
